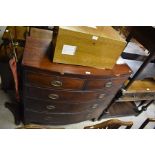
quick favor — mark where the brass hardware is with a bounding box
[48,94,59,100]
[99,93,105,99]
[92,104,98,109]
[51,80,62,87]
[104,110,110,114]
[46,105,56,110]
[87,114,91,118]
[44,116,53,120]
[105,81,112,88]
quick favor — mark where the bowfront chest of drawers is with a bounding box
[22,36,132,125]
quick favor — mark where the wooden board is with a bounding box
[30,28,53,40]
[118,79,155,101]
[52,26,126,69]
[100,101,138,119]
[127,79,155,92]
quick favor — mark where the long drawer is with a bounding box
[24,86,108,103]
[25,71,128,91]
[25,71,85,90]
[24,110,91,125]
[24,97,103,113]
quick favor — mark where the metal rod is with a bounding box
[137,100,154,116]
[125,51,155,90]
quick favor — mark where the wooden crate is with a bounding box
[52,26,126,69]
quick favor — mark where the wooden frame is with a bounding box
[84,119,133,129]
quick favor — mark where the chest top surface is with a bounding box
[22,36,131,78]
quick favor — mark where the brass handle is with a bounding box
[99,93,105,99]
[44,116,53,120]
[105,82,112,88]
[48,94,59,100]
[46,105,56,110]
[92,104,98,109]
[51,80,62,87]
[87,114,91,118]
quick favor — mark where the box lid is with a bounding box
[60,26,126,42]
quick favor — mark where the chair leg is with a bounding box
[139,118,155,129]
[92,118,98,122]
[5,102,21,125]
[126,33,133,42]
[138,100,147,107]
[139,118,150,129]
[136,100,154,116]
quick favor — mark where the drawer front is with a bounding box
[88,95,117,119]
[24,97,103,113]
[24,86,107,103]
[86,76,128,90]
[24,110,91,125]
[25,71,85,90]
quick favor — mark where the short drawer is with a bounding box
[24,86,107,103]
[24,110,91,125]
[24,97,102,113]
[86,76,128,90]
[25,71,85,90]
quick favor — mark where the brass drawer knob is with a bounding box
[48,94,59,100]
[51,80,62,87]
[87,114,91,118]
[99,93,105,99]
[92,104,98,109]
[46,105,56,110]
[44,116,53,120]
[105,82,112,88]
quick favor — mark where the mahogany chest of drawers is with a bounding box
[22,36,131,125]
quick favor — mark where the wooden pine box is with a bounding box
[52,26,126,69]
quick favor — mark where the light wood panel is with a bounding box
[53,26,126,69]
